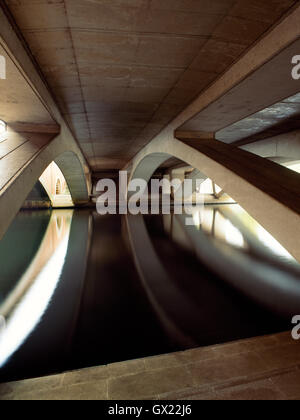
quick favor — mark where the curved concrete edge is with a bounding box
[55,152,90,205]
[129,136,300,262]
[129,153,171,184]
[125,214,197,347]
[175,214,300,317]
[0,127,91,241]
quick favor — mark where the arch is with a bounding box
[128,135,300,261]
[130,153,172,185]
[0,130,91,240]
[55,179,62,195]
[54,151,90,204]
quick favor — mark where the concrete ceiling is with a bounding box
[4,0,298,171]
[180,37,300,141]
[217,93,300,145]
[0,43,58,132]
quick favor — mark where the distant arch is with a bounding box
[0,132,91,240]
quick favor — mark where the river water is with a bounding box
[0,204,296,382]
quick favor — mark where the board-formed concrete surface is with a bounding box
[3,0,298,170]
[0,332,299,400]
[0,6,92,240]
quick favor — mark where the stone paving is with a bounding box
[1,332,300,400]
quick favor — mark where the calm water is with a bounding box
[0,205,296,383]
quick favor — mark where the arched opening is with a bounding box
[39,162,74,208]
[55,179,62,195]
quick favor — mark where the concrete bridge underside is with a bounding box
[129,134,300,262]
[0,2,299,263]
[0,6,91,240]
[127,6,300,261]
[0,127,91,240]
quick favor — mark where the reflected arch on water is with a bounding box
[125,209,294,350]
[125,213,200,348]
[0,210,93,372]
[0,210,74,367]
[168,210,300,318]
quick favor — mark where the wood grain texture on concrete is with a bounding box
[0,332,299,400]
[0,7,93,239]
[4,0,298,170]
[0,2,92,201]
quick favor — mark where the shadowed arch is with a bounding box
[55,151,90,204]
[129,153,171,190]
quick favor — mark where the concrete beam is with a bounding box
[241,129,300,163]
[125,4,300,174]
[175,131,215,140]
[0,3,92,239]
[0,5,63,125]
[180,38,300,133]
[0,5,91,173]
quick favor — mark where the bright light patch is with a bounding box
[230,205,295,261]
[0,214,72,368]
[0,120,7,142]
[225,220,244,248]
[39,162,74,207]
[193,211,201,229]
[200,178,214,194]
[257,225,294,261]
[287,163,300,174]
[215,184,222,194]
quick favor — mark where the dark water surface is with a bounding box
[0,206,294,382]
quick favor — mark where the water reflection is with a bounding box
[160,205,300,318]
[0,205,295,383]
[125,214,199,347]
[181,204,296,264]
[0,211,73,367]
